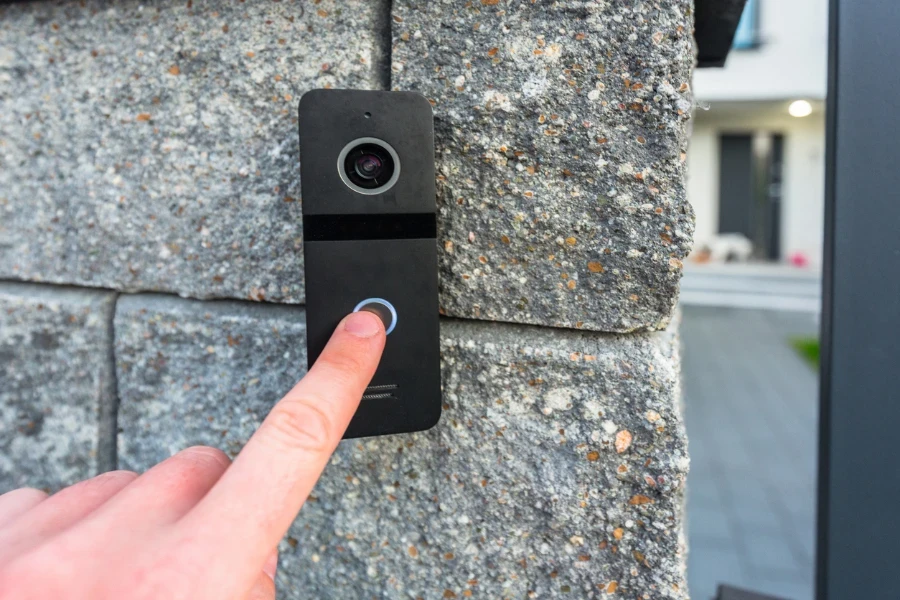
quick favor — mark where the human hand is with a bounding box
[0,311,386,600]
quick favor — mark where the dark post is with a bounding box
[818,1,900,598]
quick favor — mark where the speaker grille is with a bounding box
[362,383,398,400]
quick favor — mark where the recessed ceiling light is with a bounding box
[789,100,813,118]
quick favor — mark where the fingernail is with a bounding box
[343,311,383,338]
[263,550,278,580]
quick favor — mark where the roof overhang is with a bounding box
[695,0,749,68]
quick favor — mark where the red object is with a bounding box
[790,252,809,267]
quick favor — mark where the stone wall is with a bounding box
[0,1,694,598]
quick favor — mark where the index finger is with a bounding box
[177,311,385,594]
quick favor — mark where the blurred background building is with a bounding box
[688,0,827,269]
[683,1,826,599]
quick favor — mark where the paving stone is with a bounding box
[688,505,733,541]
[687,544,748,600]
[741,530,805,582]
[393,0,695,332]
[0,0,386,302]
[682,307,818,600]
[0,282,116,493]
[116,294,688,599]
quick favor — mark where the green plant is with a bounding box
[791,337,820,369]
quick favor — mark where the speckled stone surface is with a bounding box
[117,294,687,599]
[115,294,308,463]
[0,283,116,494]
[393,1,695,332]
[2,1,693,333]
[0,0,385,302]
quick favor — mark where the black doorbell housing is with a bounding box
[298,89,441,439]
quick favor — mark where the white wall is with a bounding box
[686,106,825,267]
[688,0,829,267]
[781,117,825,265]
[693,0,828,102]
[686,124,719,250]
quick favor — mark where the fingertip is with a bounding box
[342,310,385,338]
[178,446,232,470]
[0,487,48,503]
[0,488,48,527]
[312,312,386,382]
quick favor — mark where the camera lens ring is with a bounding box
[336,137,401,195]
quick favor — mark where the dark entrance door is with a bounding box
[718,134,755,240]
[717,133,783,260]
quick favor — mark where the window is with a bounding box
[733,0,759,49]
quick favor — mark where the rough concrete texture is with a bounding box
[0,0,385,302]
[393,1,695,332]
[117,295,687,599]
[2,1,693,333]
[0,283,116,494]
[115,294,308,463]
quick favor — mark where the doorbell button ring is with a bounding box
[353,298,397,335]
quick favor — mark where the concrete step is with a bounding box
[680,263,822,312]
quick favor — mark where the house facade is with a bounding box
[688,0,828,267]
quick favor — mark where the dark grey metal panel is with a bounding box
[818,1,900,599]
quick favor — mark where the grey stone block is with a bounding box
[393,1,695,332]
[115,294,308,463]
[3,0,692,334]
[0,0,385,302]
[117,294,688,599]
[0,282,116,494]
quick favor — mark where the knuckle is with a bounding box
[2,487,48,503]
[263,398,334,453]
[104,468,139,479]
[97,469,139,483]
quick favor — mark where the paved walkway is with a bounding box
[681,306,819,600]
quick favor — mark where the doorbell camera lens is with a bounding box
[352,149,386,182]
[345,143,393,188]
[337,137,401,195]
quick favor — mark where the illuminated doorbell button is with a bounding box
[353,298,397,335]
